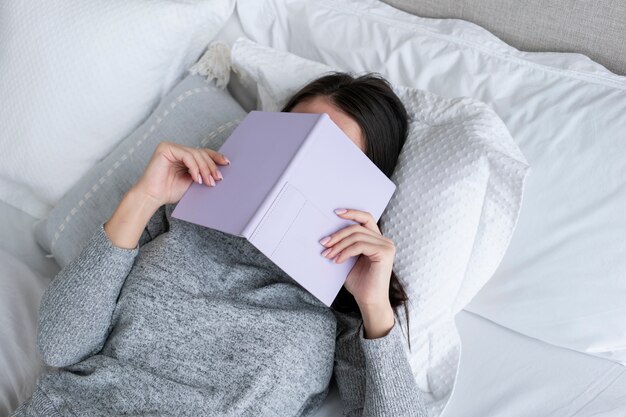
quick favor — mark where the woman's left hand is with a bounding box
[320,208,396,308]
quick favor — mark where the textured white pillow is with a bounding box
[228,38,529,416]
[235,0,626,369]
[0,0,234,219]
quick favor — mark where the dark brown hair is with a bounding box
[281,71,411,348]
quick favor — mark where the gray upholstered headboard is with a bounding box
[383,0,626,76]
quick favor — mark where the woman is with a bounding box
[11,72,426,417]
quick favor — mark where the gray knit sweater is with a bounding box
[12,203,426,417]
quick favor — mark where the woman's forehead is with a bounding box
[290,96,365,151]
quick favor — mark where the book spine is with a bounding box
[241,114,326,239]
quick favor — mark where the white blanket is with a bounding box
[0,248,47,416]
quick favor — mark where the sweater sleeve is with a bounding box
[37,222,140,368]
[333,310,427,417]
[138,203,169,247]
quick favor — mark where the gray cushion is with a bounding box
[383,0,626,76]
[34,74,246,268]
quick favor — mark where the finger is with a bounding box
[320,224,380,249]
[204,148,231,166]
[333,240,393,264]
[195,148,222,183]
[321,231,383,260]
[190,149,215,186]
[169,145,201,184]
[334,208,380,234]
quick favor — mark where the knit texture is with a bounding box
[12,203,426,416]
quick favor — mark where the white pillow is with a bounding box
[0,0,235,219]
[234,0,626,365]
[228,37,529,416]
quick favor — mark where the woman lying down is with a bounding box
[11,72,427,417]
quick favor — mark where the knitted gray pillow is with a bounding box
[34,74,246,268]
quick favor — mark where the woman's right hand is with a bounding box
[134,141,231,206]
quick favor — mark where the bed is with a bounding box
[3,198,625,416]
[2,1,626,416]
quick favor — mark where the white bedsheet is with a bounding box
[0,202,56,416]
[2,3,626,416]
[2,200,625,416]
[445,313,626,417]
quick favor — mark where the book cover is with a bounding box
[172,110,396,306]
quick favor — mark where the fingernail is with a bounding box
[198,174,202,184]
[334,208,347,215]
[225,158,231,165]
[209,176,215,186]
[321,248,331,257]
[217,171,223,180]
[319,236,331,246]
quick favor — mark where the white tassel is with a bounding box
[189,41,232,89]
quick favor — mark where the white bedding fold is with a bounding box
[0,248,47,417]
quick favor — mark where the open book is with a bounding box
[172,111,396,306]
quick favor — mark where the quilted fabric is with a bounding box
[228,38,529,416]
[383,85,529,414]
[0,0,235,219]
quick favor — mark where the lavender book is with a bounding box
[171,111,396,307]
